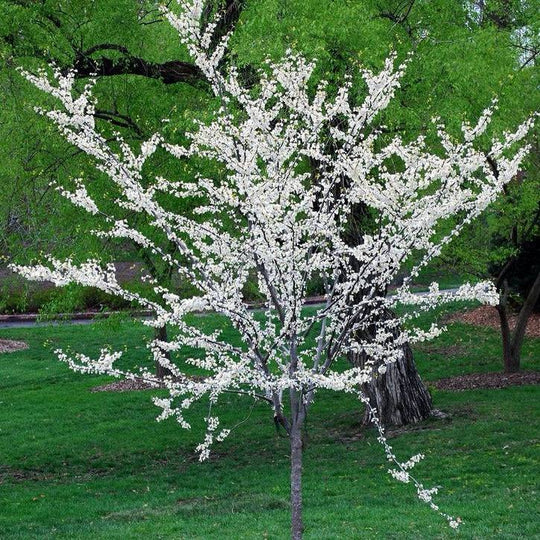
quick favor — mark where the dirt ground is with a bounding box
[435,370,540,391]
[446,305,540,338]
[91,374,206,393]
[0,339,28,354]
[91,378,161,392]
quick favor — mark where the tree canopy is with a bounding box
[1,0,537,290]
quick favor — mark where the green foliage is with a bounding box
[37,284,136,320]
[232,0,538,131]
[1,0,537,312]
[0,283,134,316]
[441,162,539,306]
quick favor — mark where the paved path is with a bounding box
[0,288,461,329]
[0,318,97,329]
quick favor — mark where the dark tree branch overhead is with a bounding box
[73,46,207,88]
[202,0,246,53]
[378,0,416,25]
[93,109,144,137]
[378,0,417,39]
[71,1,246,87]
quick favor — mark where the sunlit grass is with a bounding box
[0,307,538,538]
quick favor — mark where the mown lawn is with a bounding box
[0,308,538,539]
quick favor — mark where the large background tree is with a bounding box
[3,0,537,260]
[1,0,537,420]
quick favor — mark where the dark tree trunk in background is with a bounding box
[485,158,539,373]
[348,307,433,427]
[497,271,540,373]
[139,247,176,379]
[155,324,173,379]
[332,184,433,426]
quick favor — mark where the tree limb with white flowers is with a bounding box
[9,1,536,538]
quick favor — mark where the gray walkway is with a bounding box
[0,288,461,330]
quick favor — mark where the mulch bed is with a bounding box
[445,306,540,338]
[91,378,161,392]
[435,371,540,391]
[91,374,206,393]
[0,339,28,354]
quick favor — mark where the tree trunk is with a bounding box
[154,325,173,379]
[503,347,521,374]
[497,271,540,373]
[496,282,517,373]
[290,391,305,540]
[309,126,433,428]
[290,421,303,540]
[348,308,433,427]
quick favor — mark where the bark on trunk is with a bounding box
[497,271,540,373]
[348,308,433,427]
[496,283,517,373]
[290,390,305,540]
[290,420,303,540]
[154,325,173,379]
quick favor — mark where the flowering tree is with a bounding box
[10,1,535,537]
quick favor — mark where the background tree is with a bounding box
[1,0,537,420]
[208,0,538,421]
[3,0,537,263]
[1,0,240,375]
[441,149,539,372]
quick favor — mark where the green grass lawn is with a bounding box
[0,309,538,539]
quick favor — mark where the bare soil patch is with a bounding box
[446,306,540,338]
[0,339,28,354]
[435,370,540,391]
[91,374,206,393]
[91,378,161,392]
[0,468,55,485]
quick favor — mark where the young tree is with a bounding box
[2,0,435,425]
[10,1,535,537]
